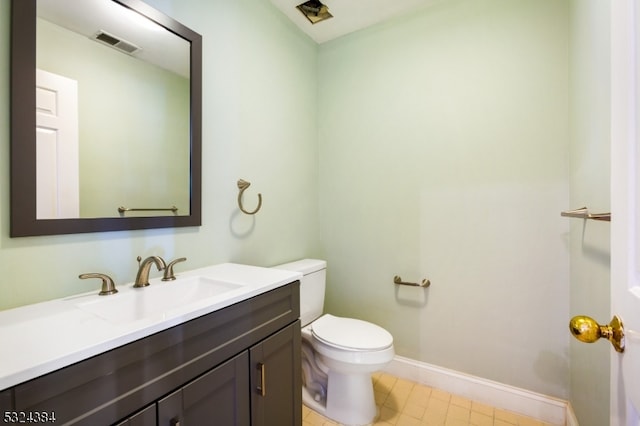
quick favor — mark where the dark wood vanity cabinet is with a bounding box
[154,322,301,426]
[1,282,301,426]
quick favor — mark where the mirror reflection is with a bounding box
[36,0,191,219]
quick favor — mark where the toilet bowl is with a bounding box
[305,314,394,425]
[273,259,395,426]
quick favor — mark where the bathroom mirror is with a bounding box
[10,0,202,236]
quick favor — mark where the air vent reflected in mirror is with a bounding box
[93,30,140,55]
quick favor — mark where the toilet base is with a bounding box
[298,318,392,425]
[325,370,378,426]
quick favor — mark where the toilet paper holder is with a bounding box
[393,275,431,288]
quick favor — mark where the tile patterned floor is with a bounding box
[302,372,556,426]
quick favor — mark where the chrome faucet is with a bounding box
[134,256,166,288]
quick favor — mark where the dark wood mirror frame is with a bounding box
[10,0,202,237]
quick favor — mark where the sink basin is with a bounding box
[76,276,244,324]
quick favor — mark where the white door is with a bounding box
[610,0,640,424]
[36,69,79,219]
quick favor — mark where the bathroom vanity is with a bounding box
[0,264,302,425]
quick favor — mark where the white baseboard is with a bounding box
[383,356,577,426]
[566,403,579,426]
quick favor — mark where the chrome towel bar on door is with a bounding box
[393,275,431,287]
[560,207,611,222]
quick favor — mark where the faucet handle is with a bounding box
[163,257,187,281]
[79,273,118,296]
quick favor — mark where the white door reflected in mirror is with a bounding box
[36,69,79,219]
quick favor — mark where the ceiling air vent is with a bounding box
[297,0,332,24]
[93,30,140,55]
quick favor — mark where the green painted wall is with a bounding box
[568,1,610,424]
[317,0,570,398]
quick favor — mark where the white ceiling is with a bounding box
[269,0,441,44]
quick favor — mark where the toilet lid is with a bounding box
[311,314,393,351]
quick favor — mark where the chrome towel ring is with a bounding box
[237,179,262,215]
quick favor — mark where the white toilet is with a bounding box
[274,259,394,426]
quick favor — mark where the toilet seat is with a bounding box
[311,314,393,351]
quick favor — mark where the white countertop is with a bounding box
[0,263,301,390]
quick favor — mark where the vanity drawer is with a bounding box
[9,281,299,425]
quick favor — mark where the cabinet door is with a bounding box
[157,352,250,426]
[250,321,301,426]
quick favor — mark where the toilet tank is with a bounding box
[273,259,326,327]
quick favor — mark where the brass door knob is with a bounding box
[569,315,625,353]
